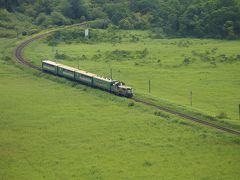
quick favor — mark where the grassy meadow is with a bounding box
[24,29,240,124]
[0,30,240,179]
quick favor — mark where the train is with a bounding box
[42,60,133,98]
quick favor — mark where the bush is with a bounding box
[55,51,67,60]
[182,57,191,65]
[130,35,139,42]
[28,29,40,35]
[141,48,149,58]
[3,56,11,61]
[150,28,165,39]
[128,102,135,107]
[119,18,134,29]
[89,19,110,29]
[22,31,27,36]
[154,111,170,119]
[2,56,12,64]
[0,29,16,38]
[51,11,71,26]
[34,13,53,27]
[143,161,153,167]
[105,50,132,61]
[216,112,228,119]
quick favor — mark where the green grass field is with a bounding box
[1,30,240,179]
[24,29,240,123]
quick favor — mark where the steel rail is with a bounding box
[132,97,240,136]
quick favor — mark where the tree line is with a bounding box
[0,0,240,39]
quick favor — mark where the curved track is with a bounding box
[14,33,50,71]
[14,27,240,136]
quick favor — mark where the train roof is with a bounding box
[75,69,95,77]
[43,60,113,82]
[42,60,59,66]
[93,75,113,83]
[57,63,78,72]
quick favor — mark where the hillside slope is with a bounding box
[0,37,240,179]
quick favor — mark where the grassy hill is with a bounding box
[1,0,240,177]
[24,29,240,123]
[0,29,240,179]
[0,37,240,179]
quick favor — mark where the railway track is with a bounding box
[14,33,49,71]
[133,97,240,136]
[13,27,240,136]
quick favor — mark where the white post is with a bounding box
[85,29,89,38]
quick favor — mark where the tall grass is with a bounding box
[0,37,240,179]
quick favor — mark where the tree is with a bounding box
[105,3,129,25]
[34,12,52,27]
[0,0,20,12]
[1,0,240,39]
[61,0,86,19]
[51,11,70,26]
[130,0,158,14]
[119,18,134,29]
[223,21,235,39]
[34,0,53,15]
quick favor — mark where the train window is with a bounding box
[44,63,54,67]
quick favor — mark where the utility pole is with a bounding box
[149,80,151,93]
[239,104,240,120]
[190,91,193,107]
[55,50,58,62]
[110,68,113,79]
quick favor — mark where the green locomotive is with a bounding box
[42,60,133,98]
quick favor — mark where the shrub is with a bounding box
[119,18,134,29]
[28,29,40,35]
[22,31,27,36]
[51,11,71,26]
[55,51,67,60]
[128,102,135,107]
[177,40,191,47]
[0,29,16,38]
[211,47,218,54]
[182,57,191,65]
[236,54,240,60]
[210,61,216,67]
[89,19,110,29]
[143,161,153,167]
[3,56,11,62]
[154,111,170,119]
[130,35,139,42]
[216,112,228,119]
[2,56,12,64]
[142,48,149,57]
[136,48,149,59]
[151,27,165,39]
[105,49,132,60]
